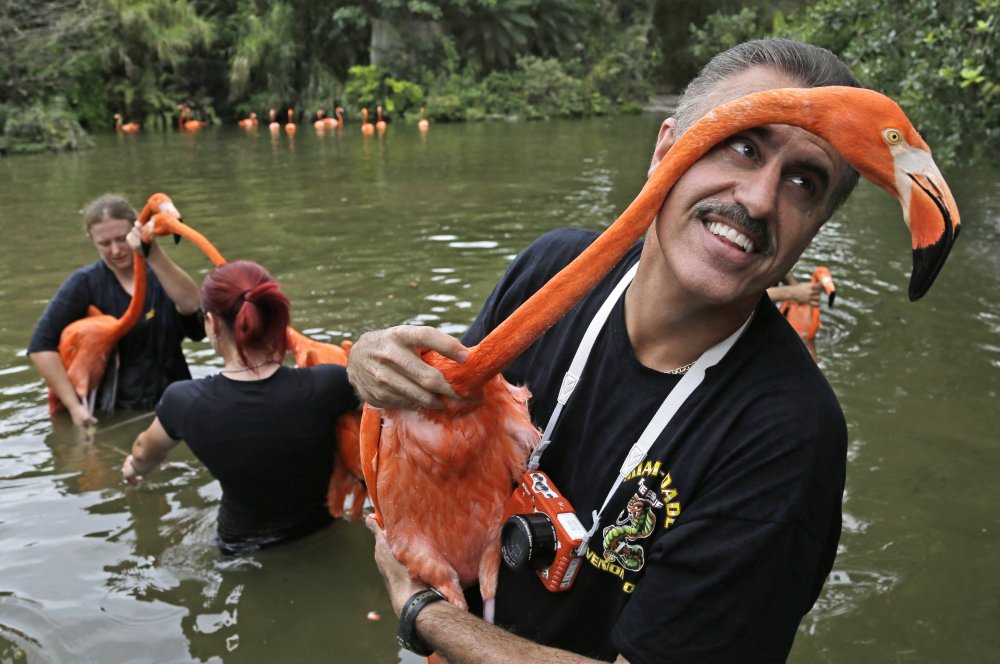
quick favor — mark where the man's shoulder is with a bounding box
[519,228,601,269]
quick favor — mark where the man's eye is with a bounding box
[788,174,815,194]
[728,139,757,159]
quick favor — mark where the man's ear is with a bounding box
[647,117,677,178]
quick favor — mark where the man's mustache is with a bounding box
[693,200,775,256]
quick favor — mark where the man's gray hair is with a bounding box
[675,39,863,214]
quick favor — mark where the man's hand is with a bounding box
[347,326,468,409]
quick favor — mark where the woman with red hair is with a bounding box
[122,260,358,554]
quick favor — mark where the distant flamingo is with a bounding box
[418,107,429,132]
[285,109,297,135]
[177,105,206,131]
[268,108,280,133]
[359,86,961,617]
[48,245,147,416]
[314,109,327,131]
[323,106,339,129]
[113,114,140,133]
[335,106,344,129]
[238,112,258,129]
[375,105,387,134]
[780,267,837,342]
[360,108,374,136]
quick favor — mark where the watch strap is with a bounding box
[397,588,445,656]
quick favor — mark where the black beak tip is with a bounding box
[141,241,150,257]
[908,232,956,302]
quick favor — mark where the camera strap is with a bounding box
[526,260,752,556]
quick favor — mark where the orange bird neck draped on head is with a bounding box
[359,86,961,605]
[415,87,959,403]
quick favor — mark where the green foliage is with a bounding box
[517,57,589,119]
[688,7,767,63]
[2,101,93,154]
[344,65,426,119]
[686,0,998,165]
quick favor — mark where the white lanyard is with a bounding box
[526,261,752,554]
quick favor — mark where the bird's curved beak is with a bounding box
[903,164,960,301]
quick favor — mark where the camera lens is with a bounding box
[501,513,557,571]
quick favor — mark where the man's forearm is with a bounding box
[416,601,621,664]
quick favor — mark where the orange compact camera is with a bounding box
[500,470,589,592]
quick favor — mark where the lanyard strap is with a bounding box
[524,261,752,554]
[528,261,640,470]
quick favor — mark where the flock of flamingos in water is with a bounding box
[113,103,430,135]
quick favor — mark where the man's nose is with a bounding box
[733,164,781,220]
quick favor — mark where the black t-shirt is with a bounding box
[156,364,359,554]
[29,260,204,410]
[463,229,847,663]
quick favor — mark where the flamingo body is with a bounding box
[114,114,140,133]
[361,86,961,611]
[362,370,540,608]
[238,112,258,129]
[780,267,836,342]
[376,105,387,134]
[49,252,147,415]
[361,108,374,136]
[285,109,297,135]
[418,107,429,132]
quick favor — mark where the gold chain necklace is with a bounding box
[662,360,696,375]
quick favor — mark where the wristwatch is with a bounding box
[397,588,445,656]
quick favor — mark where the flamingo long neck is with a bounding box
[443,87,881,397]
[164,219,227,266]
[112,252,147,343]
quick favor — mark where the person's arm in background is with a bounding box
[29,351,95,426]
[128,221,201,315]
[123,417,181,484]
[767,272,821,305]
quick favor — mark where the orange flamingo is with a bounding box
[113,114,140,133]
[238,112,258,129]
[359,86,961,616]
[360,108,374,136]
[314,109,327,131]
[177,105,206,131]
[375,105,387,134]
[418,107,429,132]
[334,106,344,131]
[285,108,297,134]
[268,108,280,133]
[780,267,836,343]
[323,106,339,129]
[48,245,147,416]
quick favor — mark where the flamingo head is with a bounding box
[813,266,836,306]
[816,92,958,300]
[142,192,181,221]
[688,87,960,301]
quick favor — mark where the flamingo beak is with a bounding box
[904,166,960,301]
[820,275,836,307]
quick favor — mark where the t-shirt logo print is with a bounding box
[601,479,664,572]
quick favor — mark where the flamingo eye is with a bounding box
[883,128,902,145]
